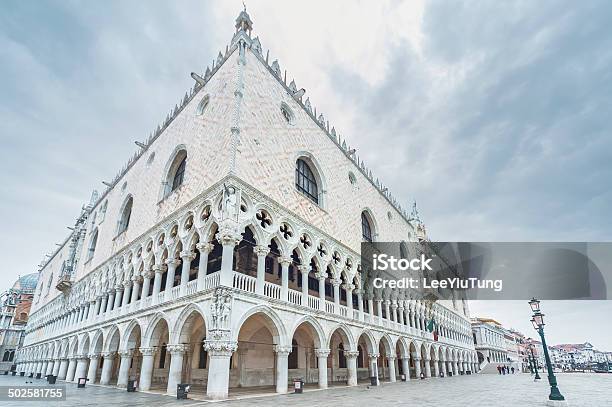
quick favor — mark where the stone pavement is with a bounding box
[0,373,610,406]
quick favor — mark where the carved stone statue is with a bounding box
[210,287,232,330]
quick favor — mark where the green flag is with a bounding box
[427,317,435,332]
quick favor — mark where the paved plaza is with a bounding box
[0,373,610,407]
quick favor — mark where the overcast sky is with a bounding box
[1,1,611,349]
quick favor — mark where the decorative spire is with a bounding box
[235,6,253,35]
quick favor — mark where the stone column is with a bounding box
[384,300,391,324]
[116,349,133,387]
[279,256,291,302]
[106,291,114,313]
[57,359,69,380]
[164,258,180,300]
[299,265,309,305]
[179,251,196,295]
[87,354,100,383]
[45,359,54,375]
[452,360,458,376]
[113,286,123,310]
[369,353,380,385]
[100,294,108,315]
[424,357,431,378]
[332,278,341,313]
[345,350,359,386]
[88,300,96,319]
[391,302,398,324]
[345,283,354,318]
[138,347,156,391]
[316,273,326,311]
[398,304,405,326]
[166,344,187,396]
[141,270,153,302]
[433,358,440,377]
[100,352,115,385]
[205,339,238,400]
[66,357,77,382]
[217,230,241,287]
[52,359,61,376]
[315,349,330,389]
[196,243,214,290]
[376,299,383,325]
[130,276,141,303]
[253,245,269,295]
[74,356,89,381]
[122,280,132,308]
[401,357,411,380]
[446,360,452,376]
[388,356,397,382]
[357,289,364,320]
[152,264,166,304]
[274,345,291,393]
[94,296,102,316]
[413,356,422,378]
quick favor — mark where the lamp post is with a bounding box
[529,345,541,380]
[528,298,565,403]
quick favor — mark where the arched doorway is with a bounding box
[175,309,207,398]
[289,320,323,388]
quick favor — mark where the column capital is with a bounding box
[153,264,167,273]
[196,242,214,254]
[253,245,270,257]
[88,353,101,360]
[122,280,132,288]
[180,250,196,261]
[216,229,242,247]
[344,350,359,359]
[166,344,188,355]
[391,303,398,310]
[342,283,355,291]
[368,352,380,359]
[315,272,327,282]
[274,345,293,356]
[115,285,124,292]
[165,258,181,267]
[101,351,116,358]
[139,347,156,356]
[75,354,88,360]
[314,348,330,358]
[204,339,238,357]
[331,277,342,287]
[118,349,133,358]
[278,256,292,266]
[131,275,143,283]
[143,269,155,279]
[298,265,310,274]
[387,355,397,361]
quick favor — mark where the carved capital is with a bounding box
[216,228,241,247]
[344,350,359,359]
[278,256,292,266]
[342,283,355,291]
[143,270,155,279]
[101,351,115,358]
[368,352,380,359]
[153,264,167,274]
[88,353,101,360]
[298,265,310,274]
[180,250,196,261]
[196,242,214,254]
[253,245,270,257]
[122,280,132,288]
[315,272,327,282]
[131,275,143,283]
[118,349,133,358]
[274,345,293,356]
[165,258,182,267]
[138,347,155,356]
[166,344,188,355]
[314,348,330,358]
[331,278,342,287]
[204,340,238,357]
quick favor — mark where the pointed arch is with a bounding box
[325,323,356,351]
[288,315,325,349]
[232,305,288,347]
[170,303,207,344]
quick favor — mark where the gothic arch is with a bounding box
[232,305,288,347]
[325,323,356,351]
[287,315,325,349]
[294,151,327,208]
[170,303,207,344]
[160,144,188,200]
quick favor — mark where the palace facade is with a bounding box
[16,9,477,400]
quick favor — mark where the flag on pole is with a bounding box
[427,317,439,341]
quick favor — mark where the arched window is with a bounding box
[280,102,294,124]
[171,155,186,191]
[295,159,318,204]
[196,95,210,115]
[361,211,373,242]
[162,149,187,198]
[118,196,133,234]
[87,229,98,261]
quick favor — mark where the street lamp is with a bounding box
[529,343,541,380]
[529,299,566,404]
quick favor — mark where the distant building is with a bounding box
[551,342,609,370]
[0,274,38,371]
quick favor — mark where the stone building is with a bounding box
[16,9,477,400]
[0,273,38,371]
[471,317,511,372]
